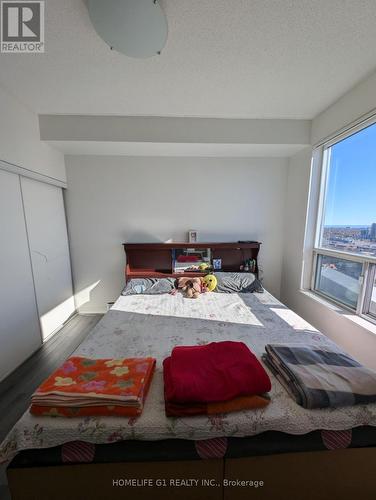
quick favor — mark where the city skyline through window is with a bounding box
[320,121,376,257]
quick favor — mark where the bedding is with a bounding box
[121,277,175,295]
[1,290,376,464]
[214,272,263,293]
[163,342,271,403]
[30,356,156,417]
[263,344,376,409]
[164,394,270,417]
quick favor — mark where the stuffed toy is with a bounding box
[176,277,202,299]
[176,275,218,299]
[202,274,217,292]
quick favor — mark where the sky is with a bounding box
[324,122,376,226]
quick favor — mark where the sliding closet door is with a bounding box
[20,177,75,341]
[0,170,42,380]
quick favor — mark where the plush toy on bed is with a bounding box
[176,275,218,299]
[202,274,217,292]
[177,277,202,299]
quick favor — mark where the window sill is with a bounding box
[299,289,376,336]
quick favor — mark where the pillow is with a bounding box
[214,272,263,294]
[122,278,176,296]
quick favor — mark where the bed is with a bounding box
[2,278,376,498]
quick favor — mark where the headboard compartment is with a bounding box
[123,242,261,281]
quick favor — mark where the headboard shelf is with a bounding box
[123,242,261,282]
[123,242,260,250]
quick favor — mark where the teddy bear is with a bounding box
[176,275,217,299]
[176,277,202,299]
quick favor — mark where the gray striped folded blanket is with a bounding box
[262,344,376,409]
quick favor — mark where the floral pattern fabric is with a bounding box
[1,290,376,464]
[30,356,156,418]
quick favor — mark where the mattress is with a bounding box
[1,290,376,464]
[9,427,376,468]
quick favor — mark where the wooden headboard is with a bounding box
[122,242,261,281]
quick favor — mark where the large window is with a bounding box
[312,119,376,321]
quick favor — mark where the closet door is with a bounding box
[0,170,41,381]
[20,177,75,341]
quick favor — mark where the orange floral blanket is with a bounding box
[30,356,156,417]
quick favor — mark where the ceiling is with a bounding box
[1,0,376,119]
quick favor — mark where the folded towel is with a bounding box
[164,341,271,404]
[263,344,376,409]
[30,356,156,417]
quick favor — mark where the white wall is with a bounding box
[280,147,312,302]
[0,85,66,182]
[65,155,288,313]
[311,69,376,145]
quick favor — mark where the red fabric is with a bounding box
[177,255,199,262]
[163,341,271,403]
[164,392,270,417]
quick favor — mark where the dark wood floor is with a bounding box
[0,314,102,500]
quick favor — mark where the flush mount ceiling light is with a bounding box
[88,0,168,58]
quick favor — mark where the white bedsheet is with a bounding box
[1,290,376,463]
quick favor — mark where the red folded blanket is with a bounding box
[164,341,271,404]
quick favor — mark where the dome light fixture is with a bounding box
[88,0,168,58]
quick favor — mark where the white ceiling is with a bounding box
[1,0,376,119]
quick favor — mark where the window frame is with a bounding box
[362,264,376,319]
[310,115,376,325]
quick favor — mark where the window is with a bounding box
[314,255,362,309]
[312,118,376,322]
